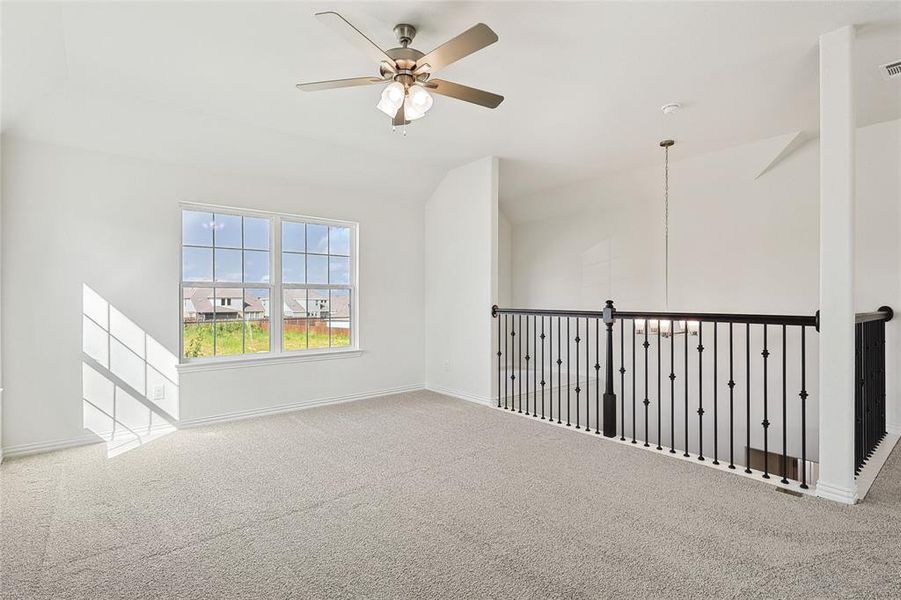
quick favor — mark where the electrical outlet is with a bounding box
[443,360,450,372]
[152,385,166,401]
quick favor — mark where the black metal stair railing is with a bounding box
[492,302,823,488]
[493,302,895,489]
[854,307,893,475]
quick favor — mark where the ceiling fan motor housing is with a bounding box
[382,47,428,84]
[393,23,417,47]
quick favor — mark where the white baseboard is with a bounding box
[1,384,425,460]
[855,432,900,500]
[815,481,859,505]
[425,384,494,407]
[2,433,103,460]
[178,384,425,428]
[887,422,901,436]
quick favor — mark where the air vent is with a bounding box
[881,60,901,80]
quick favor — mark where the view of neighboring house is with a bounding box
[182,288,266,322]
[183,288,350,322]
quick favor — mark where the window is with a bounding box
[180,206,356,362]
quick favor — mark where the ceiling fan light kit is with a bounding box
[296,12,504,132]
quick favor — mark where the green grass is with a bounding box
[183,320,348,358]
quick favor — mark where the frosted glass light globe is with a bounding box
[377,82,406,117]
[404,86,433,120]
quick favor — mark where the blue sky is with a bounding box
[182,211,350,284]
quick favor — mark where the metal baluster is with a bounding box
[864,322,870,469]
[697,323,705,461]
[781,324,789,485]
[879,319,886,441]
[684,325,689,457]
[595,317,601,434]
[586,317,591,431]
[620,318,626,441]
[557,317,562,424]
[869,322,874,462]
[874,322,880,451]
[575,319,581,429]
[869,323,874,454]
[856,322,862,472]
[549,317,554,422]
[497,313,502,408]
[504,315,509,410]
[873,321,885,444]
[657,327,662,450]
[762,324,770,479]
[632,320,637,444]
[867,322,872,464]
[532,316,537,417]
[800,326,808,488]
[670,325,676,454]
[534,316,538,417]
[540,317,546,420]
[728,323,735,469]
[745,324,752,474]
[533,315,539,417]
[863,322,868,466]
[567,318,571,426]
[643,326,650,447]
[510,317,517,412]
[518,314,522,414]
[712,323,719,465]
[860,322,865,471]
[525,316,530,416]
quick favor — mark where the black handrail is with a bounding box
[855,306,893,324]
[493,305,817,327]
[493,306,604,319]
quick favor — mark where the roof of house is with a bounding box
[283,289,350,318]
[183,287,265,315]
[184,287,349,318]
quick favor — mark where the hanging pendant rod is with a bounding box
[660,139,674,312]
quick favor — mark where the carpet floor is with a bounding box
[2,390,900,599]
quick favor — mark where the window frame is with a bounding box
[179,202,359,366]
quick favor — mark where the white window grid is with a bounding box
[179,203,358,363]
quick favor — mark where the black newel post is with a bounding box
[602,300,617,437]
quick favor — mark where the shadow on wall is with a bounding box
[82,284,179,457]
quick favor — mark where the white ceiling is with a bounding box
[3,1,900,204]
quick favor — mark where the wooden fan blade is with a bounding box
[296,76,387,92]
[415,23,498,73]
[428,79,504,109]
[315,12,395,66]
[392,103,408,126]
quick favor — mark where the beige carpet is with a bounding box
[2,390,900,599]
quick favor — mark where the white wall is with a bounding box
[510,134,823,313]
[510,120,900,315]
[424,157,499,403]
[0,127,3,462]
[1,138,426,453]
[855,120,901,434]
[498,210,512,307]
[504,119,901,464]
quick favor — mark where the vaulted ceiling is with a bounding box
[3,1,900,203]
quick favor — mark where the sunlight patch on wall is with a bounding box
[82,284,179,457]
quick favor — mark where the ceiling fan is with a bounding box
[296,12,504,128]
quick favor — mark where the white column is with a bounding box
[817,25,858,504]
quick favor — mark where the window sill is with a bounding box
[177,348,363,373]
